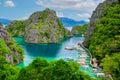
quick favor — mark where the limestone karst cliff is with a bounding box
[83,0,118,47]
[83,0,120,60]
[6,8,70,43]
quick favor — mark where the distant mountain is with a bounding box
[0,18,87,28]
[59,17,87,27]
[0,18,11,25]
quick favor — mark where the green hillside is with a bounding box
[85,2,120,80]
[72,24,88,34]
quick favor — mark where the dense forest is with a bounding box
[0,23,24,65]
[0,57,95,80]
[85,1,120,80]
[71,24,88,34]
[6,20,25,37]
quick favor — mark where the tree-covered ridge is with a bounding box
[71,24,88,34]
[100,54,120,80]
[17,58,95,80]
[0,58,96,80]
[88,2,120,60]
[0,56,19,80]
[6,20,26,37]
[0,38,11,55]
[0,24,24,64]
[85,2,120,80]
[0,37,24,64]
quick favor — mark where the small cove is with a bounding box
[15,34,84,67]
[15,34,96,77]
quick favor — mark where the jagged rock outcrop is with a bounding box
[83,0,118,47]
[25,8,70,43]
[0,23,24,64]
[6,8,70,43]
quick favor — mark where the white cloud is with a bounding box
[36,0,99,12]
[17,13,32,20]
[77,13,91,19]
[4,0,15,8]
[19,16,29,20]
[36,0,102,21]
[56,12,64,17]
[77,13,91,22]
[102,0,105,2]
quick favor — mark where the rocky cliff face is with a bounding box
[0,24,24,64]
[25,8,70,43]
[83,0,118,47]
[83,0,120,61]
[6,8,70,43]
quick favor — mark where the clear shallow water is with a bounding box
[15,35,84,67]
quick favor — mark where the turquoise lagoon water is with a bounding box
[15,35,84,67]
[15,35,97,77]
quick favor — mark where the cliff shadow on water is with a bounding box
[24,43,62,57]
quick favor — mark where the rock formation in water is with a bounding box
[6,8,70,43]
[83,0,118,47]
[0,23,24,64]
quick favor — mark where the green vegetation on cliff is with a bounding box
[0,56,19,80]
[0,37,24,64]
[72,24,88,34]
[101,54,120,80]
[0,25,24,64]
[6,20,25,37]
[88,2,120,60]
[6,8,70,43]
[85,1,120,80]
[25,8,70,43]
[0,38,11,55]
[0,23,22,79]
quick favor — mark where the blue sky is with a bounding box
[0,0,104,21]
